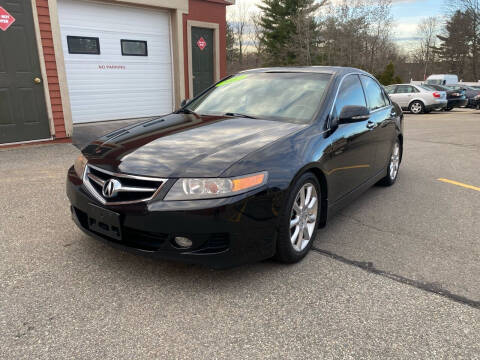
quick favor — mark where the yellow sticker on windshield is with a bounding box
[216,75,248,87]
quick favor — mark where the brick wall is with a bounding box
[35,0,67,139]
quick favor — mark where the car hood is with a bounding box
[83,113,305,178]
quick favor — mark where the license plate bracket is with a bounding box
[87,203,122,241]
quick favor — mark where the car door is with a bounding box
[360,75,396,174]
[393,85,417,108]
[325,74,377,203]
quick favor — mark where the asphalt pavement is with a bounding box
[1,109,479,359]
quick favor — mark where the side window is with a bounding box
[396,85,415,94]
[385,85,396,94]
[334,75,367,117]
[382,88,391,105]
[361,76,388,110]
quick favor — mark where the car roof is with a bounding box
[239,66,370,77]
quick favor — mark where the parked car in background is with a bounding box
[426,74,459,86]
[66,67,404,268]
[449,84,480,108]
[385,84,447,114]
[423,84,468,111]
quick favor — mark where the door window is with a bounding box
[395,85,418,94]
[385,85,396,94]
[334,75,367,117]
[361,76,388,111]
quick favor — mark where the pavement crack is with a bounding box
[311,247,480,311]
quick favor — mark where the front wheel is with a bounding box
[409,101,424,114]
[275,173,321,264]
[378,140,401,186]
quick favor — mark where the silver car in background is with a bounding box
[385,84,448,114]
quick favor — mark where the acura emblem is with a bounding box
[102,178,122,198]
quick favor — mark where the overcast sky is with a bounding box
[227,0,445,52]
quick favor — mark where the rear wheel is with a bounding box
[409,101,424,114]
[275,173,320,263]
[378,139,401,186]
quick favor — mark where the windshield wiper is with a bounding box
[177,108,200,117]
[223,112,258,119]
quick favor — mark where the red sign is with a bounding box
[0,7,15,32]
[197,37,207,51]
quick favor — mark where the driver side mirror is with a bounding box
[338,105,370,124]
[180,99,188,107]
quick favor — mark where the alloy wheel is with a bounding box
[410,102,423,114]
[290,183,318,252]
[389,142,400,180]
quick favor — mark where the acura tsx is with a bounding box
[67,67,403,268]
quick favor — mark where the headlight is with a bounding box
[74,154,87,178]
[164,172,268,200]
[475,95,480,100]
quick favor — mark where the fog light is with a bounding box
[174,236,193,249]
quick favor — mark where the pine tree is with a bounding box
[376,62,402,85]
[435,11,473,80]
[258,0,322,66]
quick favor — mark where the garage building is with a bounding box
[0,0,232,145]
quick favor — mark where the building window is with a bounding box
[67,36,100,54]
[121,40,148,56]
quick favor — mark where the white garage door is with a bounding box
[58,0,173,123]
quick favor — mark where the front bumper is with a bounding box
[66,167,281,268]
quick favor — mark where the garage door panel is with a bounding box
[58,0,173,124]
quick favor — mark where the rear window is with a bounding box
[418,85,436,92]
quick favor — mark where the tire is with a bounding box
[445,107,453,111]
[275,172,321,264]
[409,101,424,114]
[378,139,401,186]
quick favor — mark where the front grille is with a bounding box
[83,164,167,205]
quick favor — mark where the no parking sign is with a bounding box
[0,7,15,31]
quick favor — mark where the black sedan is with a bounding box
[423,84,468,110]
[67,67,404,268]
[449,84,480,108]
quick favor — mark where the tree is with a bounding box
[226,22,238,64]
[376,62,402,85]
[258,0,324,66]
[446,0,480,79]
[316,0,398,73]
[228,2,249,64]
[413,17,439,80]
[435,10,473,79]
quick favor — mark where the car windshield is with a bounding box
[185,72,332,124]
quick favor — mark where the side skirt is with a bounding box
[326,167,388,222]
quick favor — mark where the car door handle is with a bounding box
[366,121,377,129]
